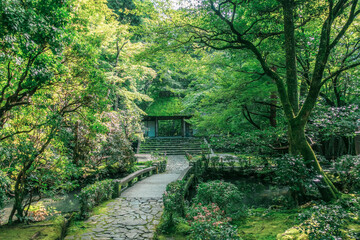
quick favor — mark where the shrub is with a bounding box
[158,180,186,233]
[210,156,220,168]
[0,171,10,209]
[274,154,317,204]
[151,152,167,173]
[163,180,185,217]
[193,180,246,219]
[299,202,350,239]
[332,155,360,192]
[27,202,60,222]
[78,179,118,217]
[186,203,240,240]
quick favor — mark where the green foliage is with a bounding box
[208,129,287,156]
[0,0,151,223]
[158,180,186,234]
[0,171,10,209]
[163,180,186,217]
[151,152,168,173]
[331,155,360,193]
[274,154,318,204]
[78,179,118,218]
[0,217,65,240]
[210,155,220,168]
[310,104,360,139]
[146,97,185,116]
[299,198,360,240]
[186,203,240,240]
[193,180,247,220]
[107,0,142,25]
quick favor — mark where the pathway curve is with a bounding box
[66,155,188,240]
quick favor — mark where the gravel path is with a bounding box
[66,155,188,240]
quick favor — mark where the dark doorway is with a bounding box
[158,119,182,137]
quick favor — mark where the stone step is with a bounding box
[141,143,203,146]
[139,150,208,155]
[138,137,208,155]
[140,146,203,149]
[142,142,202,145]
[144,139,203,143]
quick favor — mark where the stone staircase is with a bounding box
[138,137,209,155]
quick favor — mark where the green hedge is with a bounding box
[78,179,120,217]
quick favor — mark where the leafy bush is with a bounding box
[297,196,360,239]
[274,154,317,204]
[210,155,220,167]
[163,180,186,217]
[27,202,60,222]
[186,203,240,240]
[151,152,167,173]
[0,171,10,209]
[158,180,186,233]
[299,202,352,239]
[194,180,246,219]
[332,155,360,192]
[208,129,287,156]
[78,179,118,217]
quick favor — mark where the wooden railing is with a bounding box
[114,160,167,193]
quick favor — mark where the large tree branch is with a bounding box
[208,0,294,120]
[330,0,359,50]
[242,105,261,129]
[321,61,360,85]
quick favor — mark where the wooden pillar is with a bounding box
[356,131,360,155]
[155,117,158,137]
[182,118,186,137]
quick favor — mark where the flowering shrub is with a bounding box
[186,203,240,240]
[331,155,360,192]
[194,180,246,219]
[27,203,60,222]
[299,202,355,239]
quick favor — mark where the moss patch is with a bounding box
[236,209,300,240]
[146,97,186,116]
[0,218,63,240]
[66,199,114,237]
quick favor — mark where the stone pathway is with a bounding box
[65,155,188,240]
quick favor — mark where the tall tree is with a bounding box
[145,0,360,200]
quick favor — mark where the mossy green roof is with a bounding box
[145,97,187,116]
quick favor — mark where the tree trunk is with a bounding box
[269,92,277,127]
[8,169,26,224]
[288,119,339,201]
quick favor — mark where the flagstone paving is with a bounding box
[65,155,188,240]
